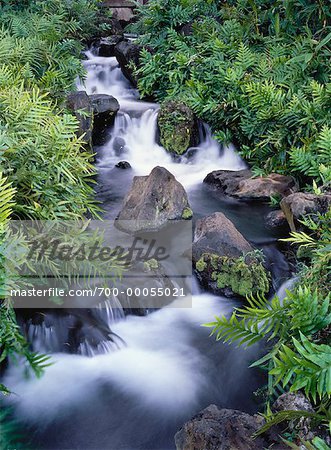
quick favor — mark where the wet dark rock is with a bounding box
[179,22,194,36]
[192,212,270,297]
[114,40,143,86]
[116,161,131,169]
[157,101,199,155]
[280,192,331,231]
[265,210,288,229]
[113,136,126,155]
[116,259,177,311]
[93,35,123,57]
[89,94,120,145]
[115,166,191,233]
[204,170,298,201]
[66,91,93,145]
[174,404,283,450]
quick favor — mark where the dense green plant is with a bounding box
[0,0,114,400]
[207,209,331,442]
[133,0,331,183]
[0,87,98,219]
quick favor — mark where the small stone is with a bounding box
[116,161,131,169]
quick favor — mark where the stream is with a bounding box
[2,51,291,450]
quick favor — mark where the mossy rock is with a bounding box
[157,100,199,155]
[195,251,270,298]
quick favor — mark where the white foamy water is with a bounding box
[4,295,235,423]
[78,53,246,189]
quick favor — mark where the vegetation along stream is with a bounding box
[0,1,330,450]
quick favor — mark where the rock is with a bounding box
[280,192,331,231]
[272,392,314,414]
[193,212,252,261]
[116,161,131,169]
[89,94,120,145]
[192,213,270,297]
[66,91,93,144]
[114,40,142,86]
[174,404,280,450]
[265,210,288,229]
[179,22,194,36]
[157,101,199,155]
[115,166,192,233]
[112,7,134,24]
[204,170,298,201]
[272,393,315,442]
[92,35,123,57]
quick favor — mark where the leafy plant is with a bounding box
[133,0,331,183]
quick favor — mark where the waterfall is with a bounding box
[78,53,246,189]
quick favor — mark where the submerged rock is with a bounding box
[116,161,131,169]
[175,404,279,450]
[204,170,297,201]
[66,91,93,145]
[280,192,331,231]
[114,40,142,86]
[115,166,192,233]
[89,94,120,145]
[157,101,199,155]
[192,212,270,297]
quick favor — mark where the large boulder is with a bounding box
[66,91,93,145]
[193,213,270,297]
[114,40,142,86]
[157,101,199,156]
[204,170,298,201]
[89,94,120,144]
[280,192,331,231]
[115,166,192,233]
[174,405,283,450]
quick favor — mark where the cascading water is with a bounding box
[2,50,291,450]
[78,53,246,189]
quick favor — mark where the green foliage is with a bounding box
[0,87,98,219]
[207,287,331,349]
[134,0,331,183]
[0,407,24,449]
[0,0,114,403]
[207,209,331,440]
[282,210,331,295]
[271,332,331,402]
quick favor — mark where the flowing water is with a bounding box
[2,51,291,450]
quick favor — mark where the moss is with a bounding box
[157,100,197,155]
[182,207,193,219]
[196,257,207,272]
[143,258,159,271]
[196,252,270,297]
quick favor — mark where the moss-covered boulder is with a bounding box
[195,252,270,298]
[192,212,270,298]
[157,101,199,155]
